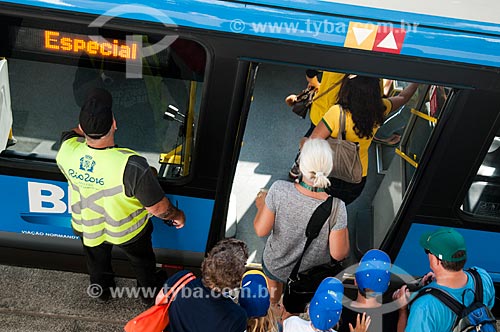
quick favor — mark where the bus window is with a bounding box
[399,85,452,190]
[0,20,206,179]
[462,133,500,219]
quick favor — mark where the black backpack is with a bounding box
[412,268,497,332]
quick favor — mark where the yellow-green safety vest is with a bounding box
[56,137,149,247]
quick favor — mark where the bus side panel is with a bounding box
[394,223,500,281]
[0,174,212,252]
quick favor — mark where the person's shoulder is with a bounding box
[126,154,149,166]
[332,197,346,209]
[324,104,341,120]
[164,270,196,288]
[226,304,248,332]
[468,266,494,289]
[323,71,345,82]
[468,266,491,279]
[411,285,445,309]
[283,316,312,330]
[270,180,293,192]
[232,300,248,318]
[60,130,82,144]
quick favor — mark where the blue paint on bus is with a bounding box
[394,223,500,282]
[0,174,212,252]
[2,0,500,67]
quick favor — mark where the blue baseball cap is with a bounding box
[309,277,343,331]
[238,270,270,318]
[355,249,391,295]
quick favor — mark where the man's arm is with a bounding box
[392,285,410,332]
[146,197,185,229]
[60,127,84,144]
[124,156,186,228]
[253,191,275,237]
[388,83,419,111]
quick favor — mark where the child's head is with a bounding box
[308,277,344,331]
[239,270,278,332]
[355,249,391,298]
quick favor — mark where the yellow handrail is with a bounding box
[395,148,418,168]
[159,81,197,177]
[182,81,197,176]
[410,108,438,124]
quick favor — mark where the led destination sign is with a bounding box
[44,30,138,60]
[11,27,139,61]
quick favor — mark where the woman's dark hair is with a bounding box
[337,75,385,139]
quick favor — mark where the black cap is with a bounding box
[79,88,113,138]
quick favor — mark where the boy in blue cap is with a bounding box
[392,227,495,332]
[283,277,370,332]
[239,270,279,332]
[338,249,397,332]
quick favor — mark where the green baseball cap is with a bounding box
[419,228,467,262]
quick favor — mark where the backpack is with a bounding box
[124,272,196,332]
[412,268,497,332]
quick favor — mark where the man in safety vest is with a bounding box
[56,88,185,304]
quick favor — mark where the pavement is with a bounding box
[0,265,147,332]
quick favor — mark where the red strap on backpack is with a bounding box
[124,272,196,332]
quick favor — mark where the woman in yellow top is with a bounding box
[310,75,419,204]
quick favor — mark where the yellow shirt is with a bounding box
[309,72,384,126]
[321,99,392,177]
[309,72,345,126]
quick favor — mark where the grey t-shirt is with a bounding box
[262,180,347,282]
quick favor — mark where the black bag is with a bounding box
[290,77,344,119]
[283,196,343,314]
[412,268,496,332]
[291,87,315,119]
[327,106,363,184]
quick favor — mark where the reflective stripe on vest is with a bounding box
[56,137,150,247]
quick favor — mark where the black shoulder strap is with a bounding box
[467,268,484,303]
[412,287,464,316]
[312,76,344,102]
[411,269,488,328]
[305,196,334,238]
[289,196,336,279]
[338,106,347,140]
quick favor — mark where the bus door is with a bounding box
[227,62,313,263]
[224,61,260,239]
[0,59,13,152]
[370,84,453,251]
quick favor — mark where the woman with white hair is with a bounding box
[253,138,349,307]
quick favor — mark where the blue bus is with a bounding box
[0,0,499,299]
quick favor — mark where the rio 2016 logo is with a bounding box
[79,155,95,172]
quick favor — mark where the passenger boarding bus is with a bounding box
[0,0,499,304]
